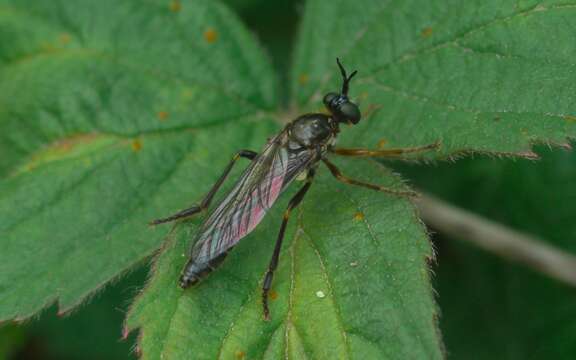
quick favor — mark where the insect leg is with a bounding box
[262,168,315,320]
[322,158,417,197]
[331,141,439,158]
[149,150,258,225]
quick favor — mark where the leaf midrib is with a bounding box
[365,79,576,119]
[5,111,273,182]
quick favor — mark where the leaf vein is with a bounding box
[298,224,352,359]
[368,78,576,119]
[368,2,576,76]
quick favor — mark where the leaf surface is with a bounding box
[2,0,576,358]
[292,0,576,156]
[125,160,441,359]
[0,0,277,319]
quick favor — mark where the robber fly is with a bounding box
[151,59,438,320]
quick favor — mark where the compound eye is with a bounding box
[323,92,339,108]
[339,102,361,124]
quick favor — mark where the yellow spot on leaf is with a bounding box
[169,0,181,12]
[298,73,309,85]
[11,134,109,177]
[157,111,169,121]
[131,139,142,152]
[564,115,576,123]
[58,33,71,45]
[235,350,246,359]
[181,88,194,100]
[364,103,382,119]
[204,28,218,43]
[40,42,57,53]
[53,134,99,152]
[269,290,278,300]
[353,212,365,221]
[377,139,388,149]
[421,27,433,38]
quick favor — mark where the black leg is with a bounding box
[262,169,315,320]
[322,158,417,197]
[150,150,257,225]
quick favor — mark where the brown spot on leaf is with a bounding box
[131,139,142,152]
[40,42,57,53]
[298,73,309,85]
[377,138,388,149]
[421,27,433,38]
[235,350,246,359]
[157,111,169,121]
[269,290,278,300]
[59,33,71,45]
[181,88,194,100]
[169,0,181,12]
[53,134,100,152]
[204,28,218,43]
[353,212,365,221]
[10,133,106,177]
[363,103,382,119]
[564,115,576,123]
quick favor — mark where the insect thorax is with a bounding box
[288,113,337,149]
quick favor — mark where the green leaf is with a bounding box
[292,0,576,156]
[125,159,441,359]
[0,0,277,320]
[3,0,576,358]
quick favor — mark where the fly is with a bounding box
[150,59,439,320]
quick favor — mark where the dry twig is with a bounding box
[416,193,576,287]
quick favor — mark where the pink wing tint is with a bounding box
[189,136,315,267]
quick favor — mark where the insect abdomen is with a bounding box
[179,250,230,288]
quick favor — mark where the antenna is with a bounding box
[336,58,358,96]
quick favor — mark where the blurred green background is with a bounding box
[2,0,575,359]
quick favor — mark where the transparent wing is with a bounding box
[190,133,316,266]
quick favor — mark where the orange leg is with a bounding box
[322,158,417,197]
[331,141,439,157]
